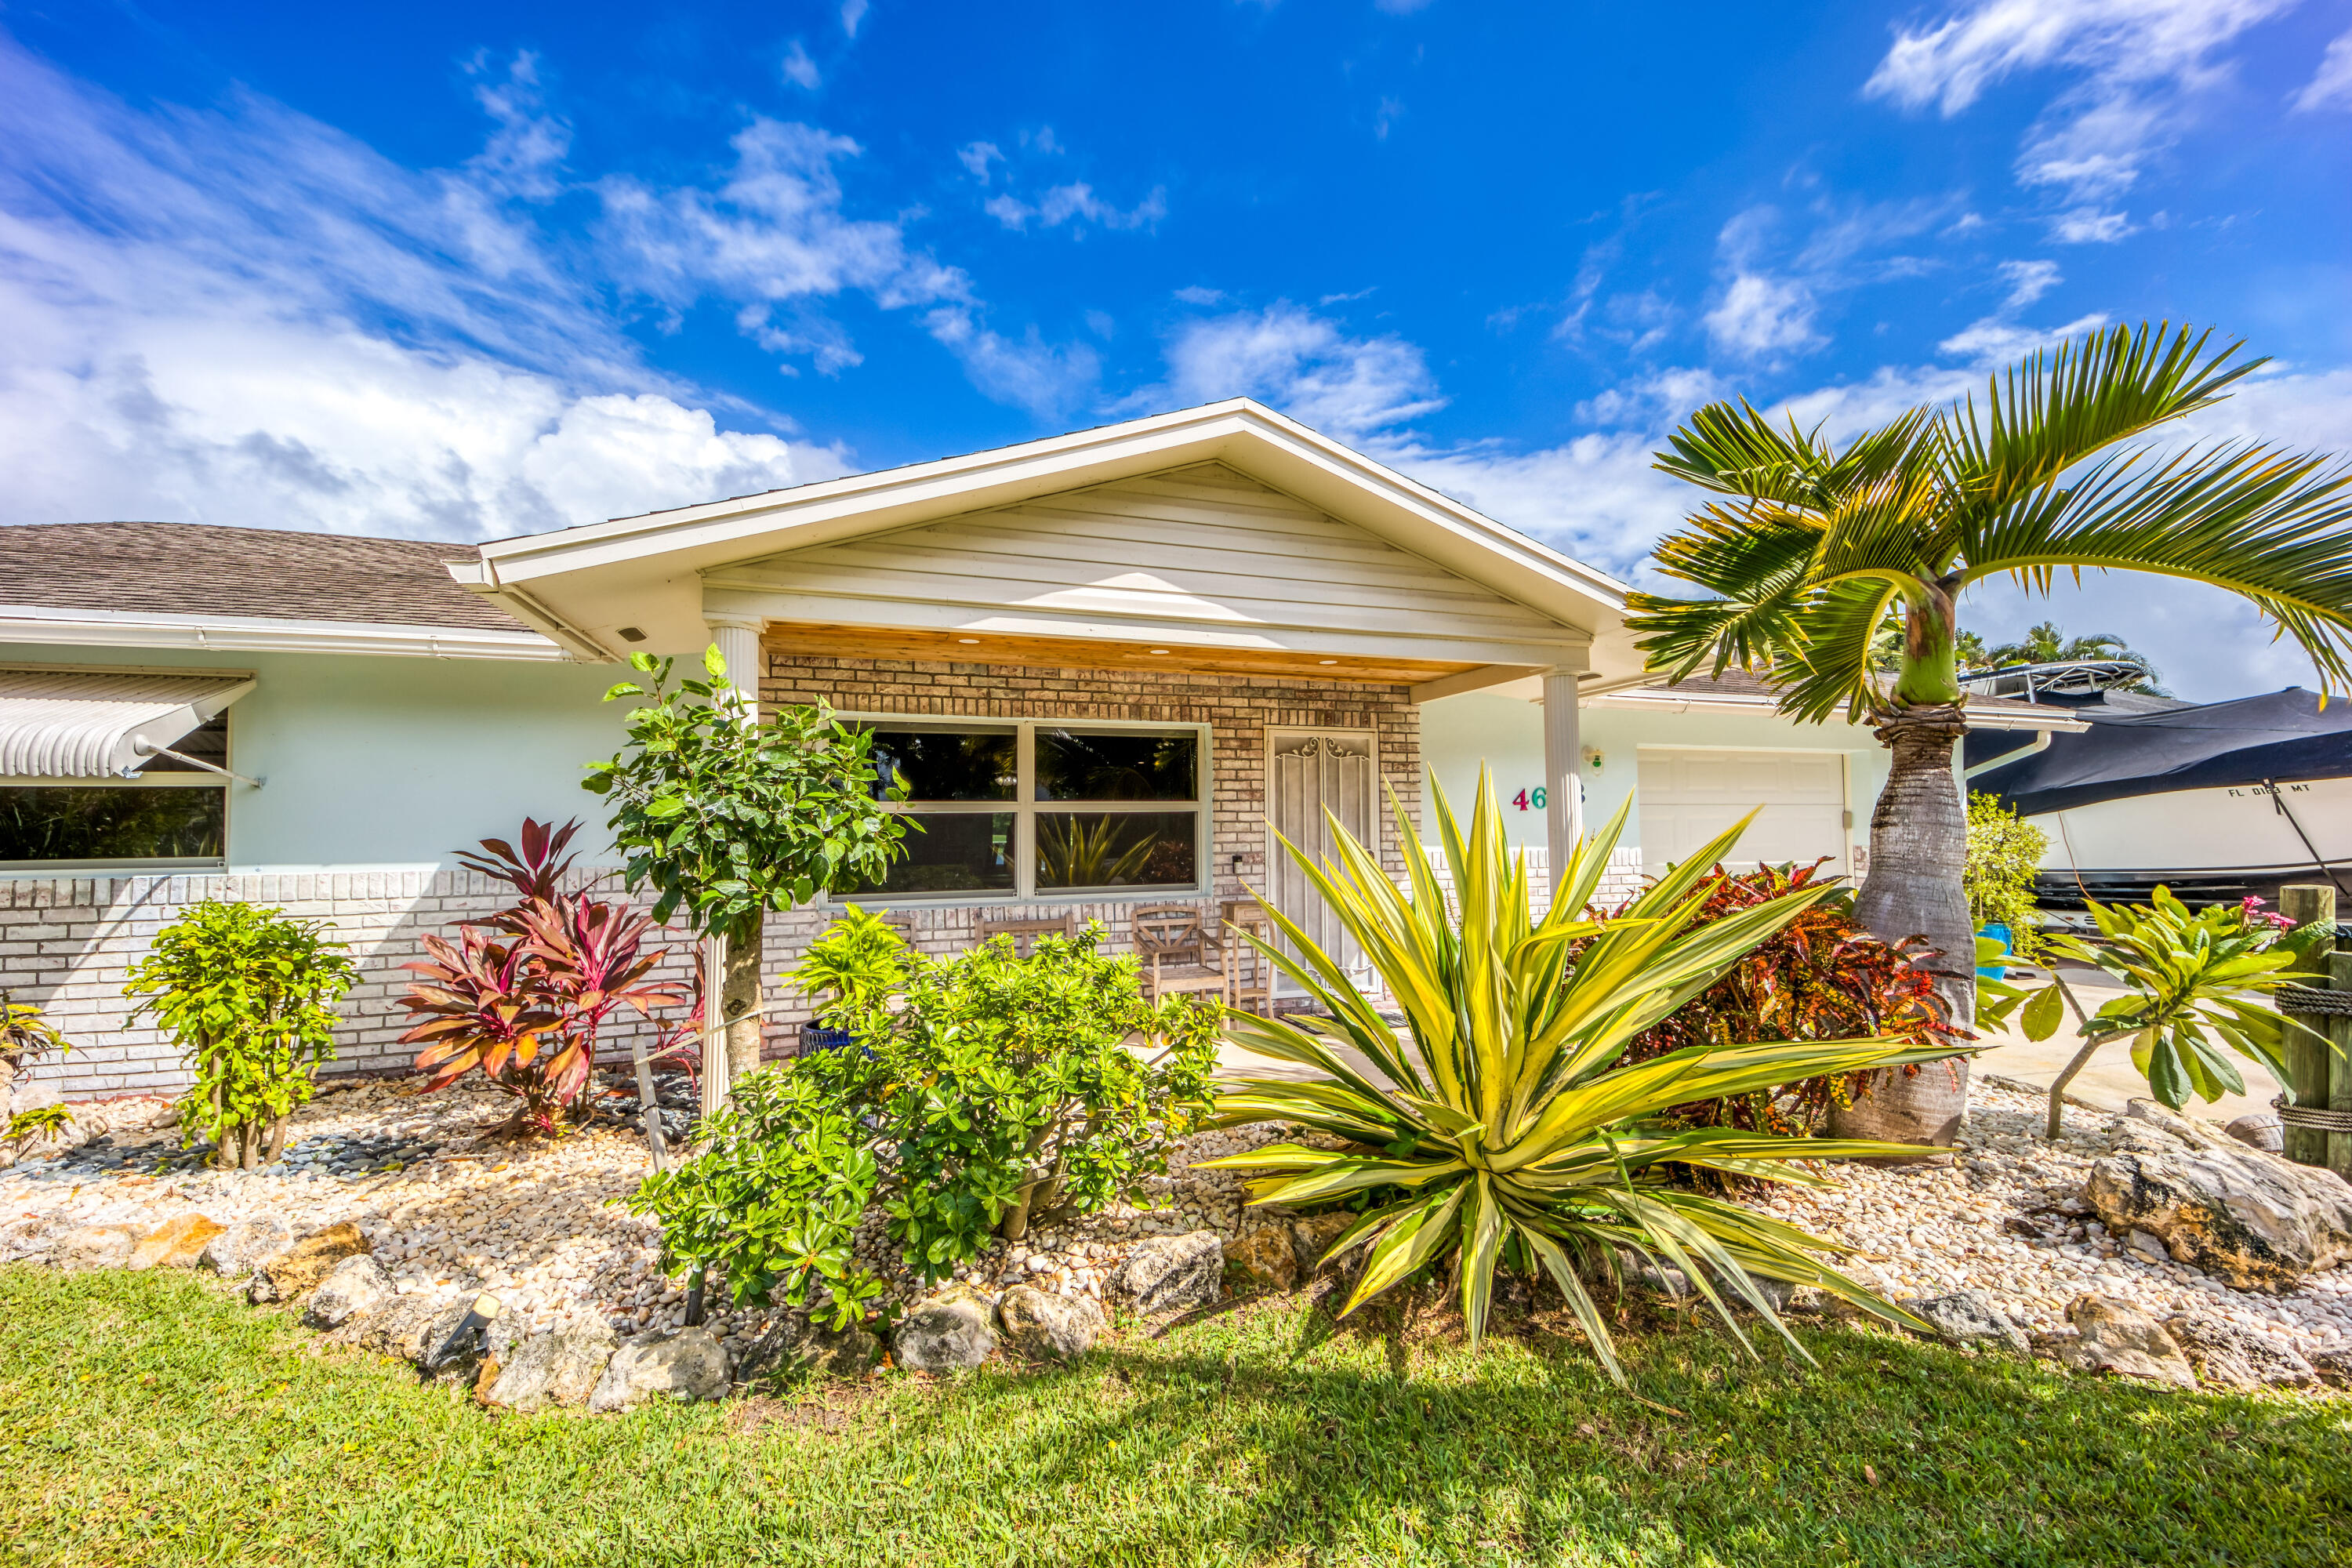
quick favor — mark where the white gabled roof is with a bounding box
[0,666,255,779]
[455,400,1631,667]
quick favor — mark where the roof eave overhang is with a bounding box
[461,400,1630,668]
[0,605,568,662]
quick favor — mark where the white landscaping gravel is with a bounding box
[6,1070,2348,1370]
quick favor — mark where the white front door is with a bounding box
[1636,746,1849,874]
[1266,730,1377,993]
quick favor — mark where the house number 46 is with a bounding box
[1510,787,1548,811]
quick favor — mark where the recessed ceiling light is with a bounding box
[956,637,980,644]
[1317,659,1338,666]
[1148,648,1170,655]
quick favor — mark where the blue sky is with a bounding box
[2,0,2347,698]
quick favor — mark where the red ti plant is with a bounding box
[399,818,687,1134]
[1607,858,1962,1138]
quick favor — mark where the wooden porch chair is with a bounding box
[974,911,1076,958]
[1131,905,1229,1006]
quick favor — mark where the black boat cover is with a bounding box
[1968,687,2352,817]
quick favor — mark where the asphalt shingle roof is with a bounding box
[0,522,521,633]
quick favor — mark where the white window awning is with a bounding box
[0,667,256,779]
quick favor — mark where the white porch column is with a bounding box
[1541,666,1584,913]
[699,615,764,1118]
[704,616,763,717]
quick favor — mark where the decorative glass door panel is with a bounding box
[1267,731,1376,993]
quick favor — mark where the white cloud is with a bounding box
[1319,286,1377,305]
[594,118,969,325]
[1936,310,2110,365]
[840,0,871,39]
[1172,285,1225,305]
[1704,273,1821,358]
[1374,96,1405,140]
[1865,0,2296,212]
[924,307,1100,419]
[781,42,822,90]
[1998,258,2062,307]
[984,181,1167,234]
[2293,28,2352,111]
[1571,366,1726,430]
[956,140,1003,183]
[1142,303,1446,441]
[2048,206,2135,243]
[464,52,570,201]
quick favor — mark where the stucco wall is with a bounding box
[4,643,634,868]
[1420,690,1891,859]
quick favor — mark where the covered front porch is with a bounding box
[456,401,1633,1043]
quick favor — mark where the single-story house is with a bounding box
[1,399,2079,1098]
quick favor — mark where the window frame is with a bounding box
[0,713,233,874]
[846,715,1210,903]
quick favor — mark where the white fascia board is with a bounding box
[463,401,1631,659]
[0,605,568,662]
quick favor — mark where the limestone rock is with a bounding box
[2223,1113,2284,1154]
[2055,1295,2196,1388]
[996,1285,1103,1361]
[198,1216,294,1280]
[1288,1211,1358,1279]
[587,1326,730,1413]
[893,1285,998,1371]
[53,1225,137,1271]
[1111,1230,1225,1314]
[2310,1346,2352,1390]
[349,1295,456,1363]
[303,1254,392,1329]
[2083,1104,2352,1288]
[1897,1290,2031,1356]
[249,1221,371,1304]
[485,1325,619,1411]
[2162,1315,2318,1389]
[128,1213,224,1271]
[1222,1226,1299,1293]
[740,1315,882,1381]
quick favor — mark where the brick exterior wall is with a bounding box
[7,649,1442,1101]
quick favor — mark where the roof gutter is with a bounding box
[445,559,619,663]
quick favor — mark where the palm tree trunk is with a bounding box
[723,909,765,1085]
[1831,702,1976,1148]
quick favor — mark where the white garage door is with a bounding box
[1636,748,1849,873]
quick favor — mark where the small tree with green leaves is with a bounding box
[1965,791,2049,961]
[124,901,358,1169]
[584,647,908,1091]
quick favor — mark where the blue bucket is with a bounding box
[798,1023,858,1055]
[1976,922,2013,980]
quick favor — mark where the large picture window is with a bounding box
[855,721,1205,900]
[0,713,230,869]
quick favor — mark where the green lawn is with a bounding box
[2,1268,2343,1568]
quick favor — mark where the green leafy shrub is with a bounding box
[624,1056,884,1330]
[1611,860,1961,1137]
[1201,775,1946,1381]
[629,920,1220,1320]
[1964,791,2049,960]
[1982,886,2321,1137]
[124,901,358,1169]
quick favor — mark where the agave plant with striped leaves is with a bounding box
[1199,772,1957,1381]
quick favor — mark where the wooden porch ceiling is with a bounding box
[760,621,1480,687]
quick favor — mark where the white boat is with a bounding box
[1962,662,2352,906]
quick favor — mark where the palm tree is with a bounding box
[1626,322,2352,1145]
[1975,621,2165,692]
